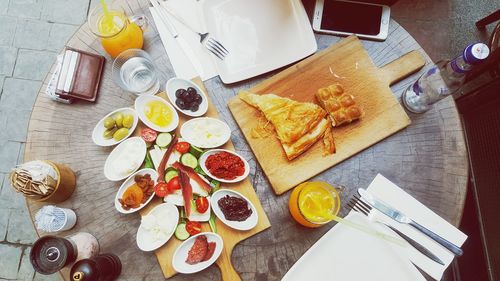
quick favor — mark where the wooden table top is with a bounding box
[24,0,468,280]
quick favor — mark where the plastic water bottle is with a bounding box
[402,43,490,113]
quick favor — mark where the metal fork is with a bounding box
[156,1,229,60]
[348,195,445,265]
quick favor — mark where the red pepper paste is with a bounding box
[205,152,245,180]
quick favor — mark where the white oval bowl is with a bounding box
[114,168,158,214]
[92,107,139,147]
[166,77,208,117]
[172,232,223,274]
[104,137,146,181]
[136,203,179,251]
[134,95,179,132]
[199,149,250,183]
[180,117,231,148]
[210,189,258,231]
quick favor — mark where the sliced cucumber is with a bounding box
[180,153,198,169]
[174,223,189,240]
[164,168,179,183]
[194,166,207,176]
[189,145,204,158]
[156,132,172,148]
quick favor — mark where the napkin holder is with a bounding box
[55,47,105,102]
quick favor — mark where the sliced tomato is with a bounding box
[185,221,202,236]
[195,197,209,213]
[154,182,170,197]
[167,176,181,191]
[141,128,158,143]
[175,142,190,154]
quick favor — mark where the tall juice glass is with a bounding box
[288,181,340,228]
[88,1,146,58]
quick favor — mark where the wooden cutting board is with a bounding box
[137,79,271,281]
[228,36,425,195]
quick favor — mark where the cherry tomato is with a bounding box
[186,221,202,236]
[175,142,190,154]
[154,182,170,197]
[141,128,157,143]
[195,197,209,213]
[167,176,181,192]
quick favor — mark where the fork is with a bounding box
[156,0,229,60]
[348,195,445,265]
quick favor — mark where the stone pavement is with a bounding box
[0,1,97,280]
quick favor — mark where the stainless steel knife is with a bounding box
[386,224,444,265]
[358,188,463,256]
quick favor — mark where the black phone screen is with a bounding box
[321,1,383,35]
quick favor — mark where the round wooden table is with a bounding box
[24,0,468,280]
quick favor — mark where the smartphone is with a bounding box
[313,0,390,41]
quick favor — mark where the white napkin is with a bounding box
[149,0,218,81]
[282,174,467,281]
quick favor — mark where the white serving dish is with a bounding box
[180,117,231,148]
[136,203,179,252]
[199,149,249,183]
[134,95,179,132]
[92,107,139,147]
[172,232,223,274]
[166,77,208,117]
[114,168,158,214]
[104,137,146,181]
[210,189,258,231]
[201,0,317,83]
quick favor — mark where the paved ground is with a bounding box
[0,0,498,280]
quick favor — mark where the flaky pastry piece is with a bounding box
[239,91,327,144]
[316,84,363,127]
[282,118,330,160]
[322,125,336,156]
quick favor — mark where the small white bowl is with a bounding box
[210,189,258,231]
[136,203,179,251]
[199,149,250,183]
[114,168,158,214]
[172,232,223,274]
[134,95,179,132]
[166,77,208,117]
[104,137,146,181]
[180,117,231,148]
[92,108,138,147]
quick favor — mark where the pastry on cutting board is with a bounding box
[315,83,363,127]
[239,91,329,160]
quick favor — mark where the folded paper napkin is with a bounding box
[282,174,467,281]
[149,0,218,81]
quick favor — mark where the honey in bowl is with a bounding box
[144,100,173,128]
[288,181,340,228]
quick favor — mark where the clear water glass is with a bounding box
[112,49,160,95]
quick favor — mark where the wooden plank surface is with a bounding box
[22,0,469,279]
[228,36,425,195]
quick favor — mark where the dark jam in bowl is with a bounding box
[217,195,252,221]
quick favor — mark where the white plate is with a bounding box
[92,108,139,147]
[180,117,231,148]
[114,168,158,214]
[210,189,258,231]
[172,232,223,274]
[199,149,249,183]
[134,95,179,132]
[104,137,146,181]
[136,203,179,251]
[201,0,317,84]
[166,78,208,117]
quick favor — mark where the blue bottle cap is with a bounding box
[463,43,490,65]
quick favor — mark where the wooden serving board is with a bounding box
[228,36,425,195]
[138,79,271,281]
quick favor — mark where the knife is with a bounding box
[386,224,444,265]
[358,188,463,256]
[150,0,205,78]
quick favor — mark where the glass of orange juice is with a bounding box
[88,1,147,58]
[288,181,341,228]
